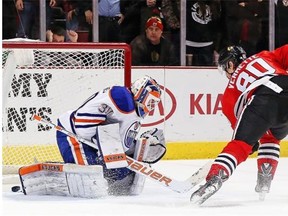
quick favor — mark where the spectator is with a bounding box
[275,0,288,48]
[161,0,180,64]
[58,0,78,31]
[64,0,89,32]
[130,16,179,66]
[119,0,142,44]
[238,0,268,56]
[186,0,222,66]
[50,0,90,40]
[221,0,269,57]
[15,0,57,39]
[49,3,66,29]
[3,0,18,39]
[46,25,78,42]
[73,0,122,42]
[138,0,164,33]
[256,0,269,52]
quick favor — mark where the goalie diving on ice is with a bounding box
[19,75,212,198]
[19,75,167,198]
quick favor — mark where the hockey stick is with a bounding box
[32,114,212,193]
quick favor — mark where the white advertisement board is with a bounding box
[3,67,287,146]
[132,68,232,142]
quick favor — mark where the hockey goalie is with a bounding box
[19,75,166,198]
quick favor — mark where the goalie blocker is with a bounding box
[19,163,108,198]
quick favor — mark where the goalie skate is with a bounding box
[190,170,227,205]
[255,163,273,201]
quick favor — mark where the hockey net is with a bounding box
[2,41,131,175]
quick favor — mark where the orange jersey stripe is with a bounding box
[69,136,86,165]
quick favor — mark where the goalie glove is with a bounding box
[140,128,166,164]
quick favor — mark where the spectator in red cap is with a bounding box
[146,16,163,30]
[130,16,179,66]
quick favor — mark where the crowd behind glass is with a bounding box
[2,0,288,66]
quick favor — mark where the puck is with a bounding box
[11,186,21,192]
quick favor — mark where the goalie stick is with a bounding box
[32,114,212,193]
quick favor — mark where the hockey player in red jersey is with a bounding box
[191,45,288,204]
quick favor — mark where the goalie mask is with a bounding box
[131,76,161,118]
[218,46,247,74]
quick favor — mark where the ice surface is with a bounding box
[2,158,288,216]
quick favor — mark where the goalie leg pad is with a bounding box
[129,173,146,195]
[128,132,167,195]
[107,172,135,195]
[105,137,150,196]
[128,137,150,195]
[19,163,108,198]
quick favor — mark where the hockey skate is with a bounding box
[190,169,227,205]
[255,163,273,201]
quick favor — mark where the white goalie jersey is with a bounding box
[58,85,142,153]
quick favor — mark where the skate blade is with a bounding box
[259,192,267,201]
[190,185,217,205]
[190,193,210,205]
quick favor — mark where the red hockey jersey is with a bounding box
[222,44,288,129]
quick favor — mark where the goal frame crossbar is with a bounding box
[2,41,132,87]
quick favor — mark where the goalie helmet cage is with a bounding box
[2,42,132,175]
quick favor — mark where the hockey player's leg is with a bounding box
[190,140,252,205]
[56,121,99,165]
[104,167,135,195]
[99,138,145,196]
[255,162,273,201]
[190,169,227,205]
[41,123,109,198]
[19,163,108,198]
[255,142,280,200]
[129,132,167,195]
[104,133,167,196]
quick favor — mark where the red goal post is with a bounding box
[2,41,132,174]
